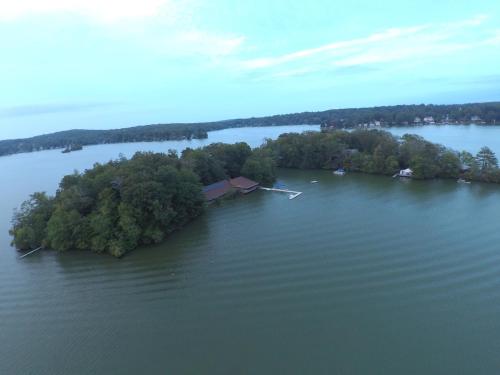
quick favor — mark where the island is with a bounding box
[1,101,499,157]
[61,144,83,153]
[10,129,500,257]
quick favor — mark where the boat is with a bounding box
[457,178,471,184]
[310,180,319,184]
[398,168,413,178]
[333,168,346,176]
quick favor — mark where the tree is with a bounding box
[9,192,54,250]
[204,142,252,177]
[476,147,498,171]
[241,155,276,186]
[181,149,227,185]
[439,151,460,179]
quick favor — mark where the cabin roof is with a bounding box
[230,176,259,189]
[202,180,232,201]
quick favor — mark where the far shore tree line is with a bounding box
[10,129,500,257]
[1,101,499,157]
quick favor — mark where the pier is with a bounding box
[259,187,303,200]
[19,247,43,259]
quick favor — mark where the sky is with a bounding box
[1,0,500,139]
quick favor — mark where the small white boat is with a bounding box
[310,180,319,184]
[333,168,346,176]
[457,178,471,184]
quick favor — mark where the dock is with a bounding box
[259,187,303,200]
[19,247,43,259]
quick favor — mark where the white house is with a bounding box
[423,116,435,124]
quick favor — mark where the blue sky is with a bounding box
[1,0,500,139]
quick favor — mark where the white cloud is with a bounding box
[0,0,176,23]
[0,0,246,60]
[170,30,245,58]
[238,15,495,79]
[484,30,500,45]
[241,26,427,70]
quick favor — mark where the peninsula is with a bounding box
[10,129,500,257]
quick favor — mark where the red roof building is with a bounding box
[202,180,232,201]
[229,176,259,194]
[202,177,259,201]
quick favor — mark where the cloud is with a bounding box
[484,30,500,45]
[0,0,245,60]
[241,26,427,70]
[0,102,117,118]
[0,0,176,23]
[238,15,494,79]
[167,30,245,59]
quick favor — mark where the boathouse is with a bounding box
[202,180,232,201]
[202,177,259,201]
[229,176,259,194]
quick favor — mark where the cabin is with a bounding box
[399,168,413,178]
[202,180,232,201]
[202,176,259,201]
[230,176,259,194]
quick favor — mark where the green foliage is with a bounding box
[476,146,498,171]
[241,155,276,186]
[264,131,347,169]
[9,192,54,250]
[10,141,276,257]
[181,148,227,185]
[262,129,500,183]
[203,142,252,177]
[11,152,205,257]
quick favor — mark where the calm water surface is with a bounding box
[1,125,500,374]
[387,124,500,155]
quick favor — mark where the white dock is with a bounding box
[19,247,43,259]
[259,187,303,200]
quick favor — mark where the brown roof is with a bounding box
[230,176,259,190]
[202,180,232,201]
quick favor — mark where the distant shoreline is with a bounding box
[1,101,499,157]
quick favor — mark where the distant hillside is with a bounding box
[1,101,499,157]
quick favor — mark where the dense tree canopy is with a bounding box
[10,143,277,256]
[11,152,206,257]
[262,129,500,183]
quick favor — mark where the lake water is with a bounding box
[387,124,500,156]
[1,125,500,374]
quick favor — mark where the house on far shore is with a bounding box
[202,176,259,201]
[423,116,435,124]
[230,176,260,194]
